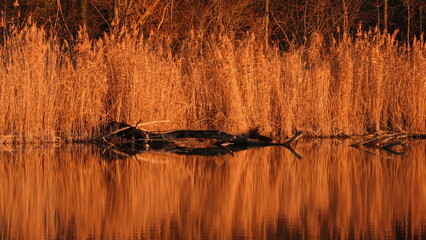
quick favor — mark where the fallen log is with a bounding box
[92,121,303,158]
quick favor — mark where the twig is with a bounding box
[282,132,304,146]
[137,120,170,127]
[93,126,134,141]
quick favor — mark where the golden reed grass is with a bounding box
[0,143,425,239]
[0,25,425,141]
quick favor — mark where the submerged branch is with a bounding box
[350,131,409,155]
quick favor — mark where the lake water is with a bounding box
[0,140,425,239]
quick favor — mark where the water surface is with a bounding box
[1,140,425,239]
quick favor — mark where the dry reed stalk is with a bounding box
[333,36,354,135]
[212,35,248,133]
[408,38,426,131]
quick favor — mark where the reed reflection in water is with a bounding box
[0,141,425,239]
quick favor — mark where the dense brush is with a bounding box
[0,25,425,142]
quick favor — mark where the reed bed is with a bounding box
[0,143,425,239]
[0,25,425,141]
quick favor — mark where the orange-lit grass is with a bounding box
[0,25,425,141]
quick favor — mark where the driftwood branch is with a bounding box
[350,131,408,155]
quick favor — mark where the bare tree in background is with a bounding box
[265,0,269,45]
[384,0,388,32]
